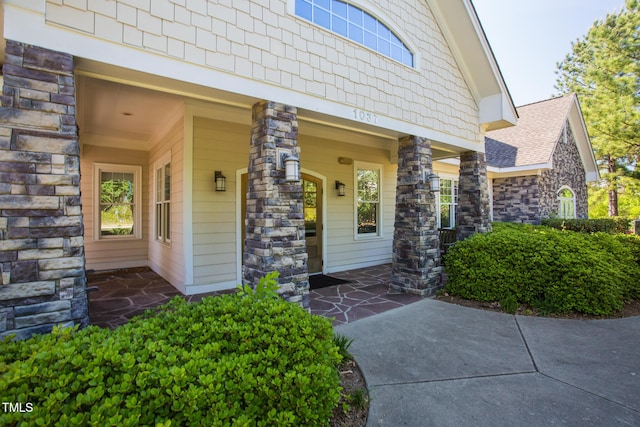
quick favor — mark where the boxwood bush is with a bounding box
[541,217,631,234]
[0,274,342,426]
[444,224,640,315]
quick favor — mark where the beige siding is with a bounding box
[192,117,249,286]
[299,136,397,272]
[42,0,480,144]
[191,117,398,287]
[148,119,186,291]
[81,145,149,271]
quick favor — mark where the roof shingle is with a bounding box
[485,94,575,168]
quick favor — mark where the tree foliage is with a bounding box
[555,0,640,216]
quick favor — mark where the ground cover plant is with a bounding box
[0,273,343,426]
[444,223,640,316]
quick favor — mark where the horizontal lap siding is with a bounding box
[297,136,397,272]
[192,117,249,285]
[192,117,398,286]
[148,119,186,291]
[81,145,149,271]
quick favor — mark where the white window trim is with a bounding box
[93,163,142,241]
[354,161,383,239]
[557,185,577,219]
[287,0,420,68]
[154,151,172,246]
[436,176,458,229]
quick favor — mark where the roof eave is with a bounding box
[426,0,518,130]
[569,95,600,181]
[487,162,551,177]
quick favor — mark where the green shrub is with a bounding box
[612,234,640,299]
[0,274,342,426]
[444,224,640,315]
[541,217,631,234]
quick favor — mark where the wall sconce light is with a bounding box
[335,181,346,196]
[426,173,440,193]
[215,171,226,192]
[276,148,300,182]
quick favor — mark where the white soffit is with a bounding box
[426,0,517,130]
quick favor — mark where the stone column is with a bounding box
[457,151,492,240]
[391,136,442,296]
[243,101,309,308]
[0,41,87,339]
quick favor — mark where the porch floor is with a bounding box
[87,264,425,329]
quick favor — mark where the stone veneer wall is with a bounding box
[539,122,588,218]
[491,121,588,224]
[391,136,442,296]
[243,101,309,308]
[492,175,541,223]
[0,41,87,339]
[457,151,492,240]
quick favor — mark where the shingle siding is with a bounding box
[42,0,481,144]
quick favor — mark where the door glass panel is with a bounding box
[303,179,317,237]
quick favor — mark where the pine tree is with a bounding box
[555,0,640,217]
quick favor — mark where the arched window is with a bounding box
[557,187,576,219]
[295,0,414,67]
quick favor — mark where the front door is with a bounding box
[240,173,323,273]
[303,174,323,273]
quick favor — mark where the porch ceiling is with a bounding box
[77,76,185,151]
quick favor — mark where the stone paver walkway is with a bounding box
[88,264,424,328]
[309,265,423,325]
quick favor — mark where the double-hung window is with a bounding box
[356,163,382,237]
[93,163,142,240]
[438,178,458,229]
[155,153,171,244]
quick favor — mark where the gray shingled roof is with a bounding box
[485,94,575,168]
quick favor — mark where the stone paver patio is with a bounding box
[87,264,424,328]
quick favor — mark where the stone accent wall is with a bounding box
[0,41,87,339]
[457,151,492,240]
[391,136,442,296]
[492,175,541,223]
[539,122,588,218]
[491,122,588,224]
[243,101,309,308]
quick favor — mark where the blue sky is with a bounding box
[472,0,625,107]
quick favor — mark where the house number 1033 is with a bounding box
[353,109,378,124]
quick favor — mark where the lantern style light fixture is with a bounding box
[284,153,300,182]
[427,173,440,193]
[335,181,346,196]
[214,171,226,192]
[276,148,301,182]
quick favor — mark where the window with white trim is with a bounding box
[438,178,458,229]
[356,163,381,237]
[93,163,142,240]
[155,153,171,244]
[557,187,576,219]
[295,0,414,66]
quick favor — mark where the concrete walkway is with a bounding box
[336,298,640,427]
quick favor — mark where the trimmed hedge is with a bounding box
[0,274,342,426]
[541,217,631,234]
[444,224,640,315]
